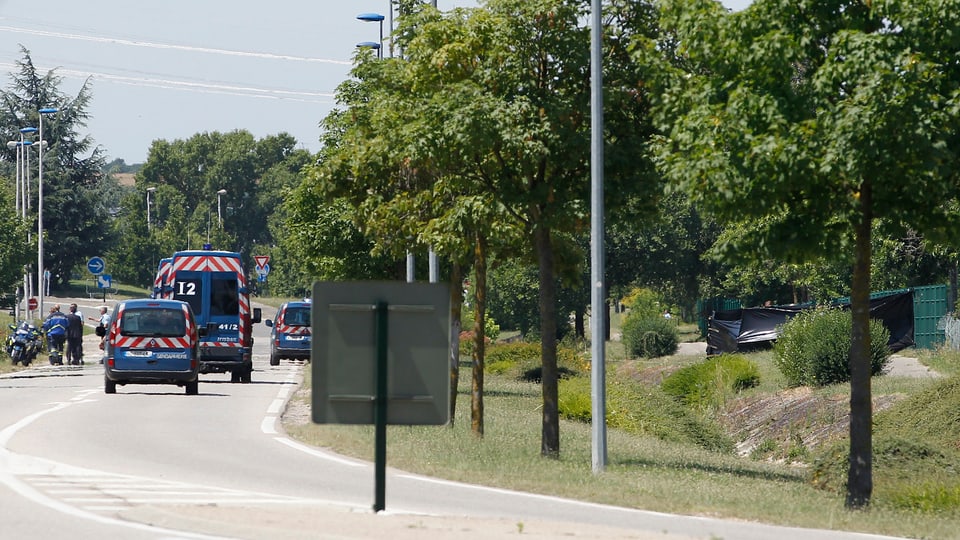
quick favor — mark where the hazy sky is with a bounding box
[0,0,751,164]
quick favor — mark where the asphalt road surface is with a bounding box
[0,294,908,540]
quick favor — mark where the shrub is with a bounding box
[621,314,678,359]
[773,307,890,387]
[483,341,586,379]
[660,354,760,408]
[558,375,733,452]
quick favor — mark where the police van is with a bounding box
[102,298,202,395]
[164,248,262,382]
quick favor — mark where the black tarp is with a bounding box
[706,290,915,355]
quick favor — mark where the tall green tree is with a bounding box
[123,130,310,286]
[0,185,31,296]
[1,47,114,289]
[301,0,662,455]
[648,0,960,507]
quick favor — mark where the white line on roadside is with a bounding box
[272,437,365,467]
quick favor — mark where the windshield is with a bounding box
[120,307,186,337]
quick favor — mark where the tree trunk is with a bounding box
[471,235,487,437]
[535,224,560,458]
[448,262,463,426]
[575,307,585,339]
[847,181,873,509]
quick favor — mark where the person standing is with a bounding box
[66,304,84,365]
[42,305,69,365]
[89,306,111,357]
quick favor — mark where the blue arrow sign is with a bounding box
[97,274,112,289]
[87,257,105,275]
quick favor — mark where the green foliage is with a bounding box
[558,376,733,453]
[0,186,31,294]
[484,341,586,378]
[620,287,667,320]
[660,354,760,409]
[773,308,890,387]
[621,314,679,359]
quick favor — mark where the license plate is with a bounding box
[286,335,306,341]
[126,350,151,357]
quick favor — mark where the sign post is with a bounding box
[311,281,450,512]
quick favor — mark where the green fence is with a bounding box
[696,297,742,337]
[912,284,948,349]
[845,285,948,349]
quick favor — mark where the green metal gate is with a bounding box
[912,284,948,349]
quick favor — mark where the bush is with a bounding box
[660,354,760,408]
[483,341,586,379]
[621,315,678,359]
[558,376,733,452]
[773,307,890,387]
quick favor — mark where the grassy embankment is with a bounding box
[283,316,960,539]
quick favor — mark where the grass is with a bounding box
[284,346,960,539]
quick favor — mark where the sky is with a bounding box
[0,0,751,165]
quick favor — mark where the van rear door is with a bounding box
[112,306,194,371]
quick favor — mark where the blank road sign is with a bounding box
[311,281,451,426]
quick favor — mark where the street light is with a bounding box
[37,107,57,317]
[355,41,382,60]
[19,127,37,216]
[146,187,157,230]
[357,12,386,58]
[216,189,227,228]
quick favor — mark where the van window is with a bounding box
[121,308,186,337]
[210,277,239,316]
[284,307,310,327]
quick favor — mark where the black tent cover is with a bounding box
[706,290,915,355]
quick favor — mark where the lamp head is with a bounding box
[6,141,16,149]
[146,187,157,193]
[19,127,37,135]
[217,189,227,195]
[357,12,385,22]
[356,41,381,50]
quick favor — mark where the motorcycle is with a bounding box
[5,321,42,367]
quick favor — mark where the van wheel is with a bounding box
[185,380,199,395]
[269,351,279,366]
[240,365,252,383]
[230,370,241,383]
[105,378,117,394]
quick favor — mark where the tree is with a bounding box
[1,47,114,289]
[648,0,960,507]
[125,130,311,285]
[300,0,662,454]
[0,185,31,296]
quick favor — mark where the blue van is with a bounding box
[164,249,262,383]
[102,299,202,395]
[264,300,311,366]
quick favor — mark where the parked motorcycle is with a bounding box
[5,321,42,366]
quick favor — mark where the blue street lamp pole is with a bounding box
[37,107,57,317]
[356,12,385,59]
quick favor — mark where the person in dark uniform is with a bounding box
[66,303,85,365]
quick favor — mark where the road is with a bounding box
[0,295,906,540]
